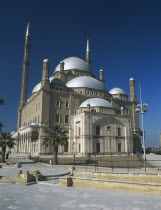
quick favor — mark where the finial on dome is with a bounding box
[115,81,118,88]
[72,50,76,57]
[26,22,30,37]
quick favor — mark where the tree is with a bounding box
[0,122,3,132]
[0,98,4,105]
[0,132,16,163]
[43,124,68,165]
[0,98,4,131]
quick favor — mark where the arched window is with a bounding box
[96,126,100,136]
[118,128,121,136]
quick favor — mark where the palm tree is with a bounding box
[0,132,16,163]
[0,98,4,131]
[0,122,3,132]
[0,98,4,105]
[43,124,68,165]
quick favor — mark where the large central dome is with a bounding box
[55,56,91,72]
[66,76,105,90]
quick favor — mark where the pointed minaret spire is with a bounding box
[26,22,30,37]
[19,22,30,109]
[86,39,90,52]
[86,39,91,65]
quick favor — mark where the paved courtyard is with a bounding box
[1,154,161,209]
[1,183,161,210]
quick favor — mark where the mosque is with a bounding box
[14,23,141,156]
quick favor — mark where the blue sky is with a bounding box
[0,0,161,146]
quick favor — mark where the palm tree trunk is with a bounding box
[1,145,6,163]
[53,146,58,165]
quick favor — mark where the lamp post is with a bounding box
[135,83,148,170]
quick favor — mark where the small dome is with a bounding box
[32,77,64,93]
[109,87,126,95]
[80,98,113,108]
[129,78,134,81]
[66,76,105,90]
[43,59,49,62]
[19,126,27,131]
[30,123,39,127]
[50,77,65,85]
[32,83,41,93]
[10,131,18,139]
[55,56,91,72]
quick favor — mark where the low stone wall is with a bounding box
[0,163,21,168]
[59,176,161,195]
[0,170,43,185]
[59,168,161,195]
[73,170,161,183]
[92,172,161,183]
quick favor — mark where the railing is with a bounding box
[73,159,161,173]
[73,159,98,171]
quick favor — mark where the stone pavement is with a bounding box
[1,154,161,209]
[1,183,161,210]
[146,153,161,167]
[0,162,67,177]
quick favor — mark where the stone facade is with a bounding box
[14,24,141,156]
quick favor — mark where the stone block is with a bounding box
[16,163,22,168]
[19,171,36,183]
[68,167,75,175]
[31,170,43,182]
[59,177,73,187]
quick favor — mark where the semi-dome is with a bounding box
[55,56,91,72]
[32,77,64,93]
[80,98,113,108]
[109,87,126,95]
[66,76,105,90]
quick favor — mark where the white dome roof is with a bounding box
[129,78,134,80]
[66,76,105,90]
[55,56,91,72]
[109,87,126,95]
[32,77,64,93]
[80,98,113,108]
[30,123,39,127]
[10,131,18,139]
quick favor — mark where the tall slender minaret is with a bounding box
[19,22,30,108]
[41,59,50,89]
[129,78,138,103]
[17,23,30,128]
[85,39,91,65]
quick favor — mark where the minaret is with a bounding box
[19,22,30,108]
[85,39,91,65]
[41,59,50,89]
[129,78,138,103]
[60,61,64,72]
[99,69,104,81]
[17,23,30,128]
